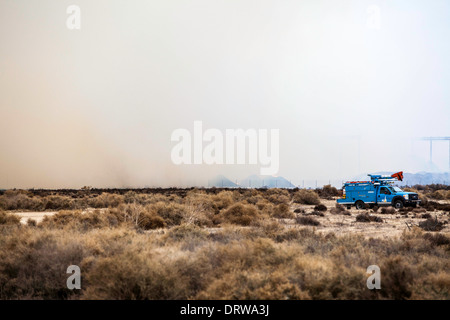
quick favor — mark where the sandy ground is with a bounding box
[290,199,450,239]
[9,200,450,239]
[14,211,57,224]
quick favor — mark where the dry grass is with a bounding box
[296,216,320,226]
[293,190,321,205]
[0,211,21,225]
[419,217,445,232]
[220,203,260,226]
[0,188,449,300]
[330,203,351,215]
[355,213,383,223]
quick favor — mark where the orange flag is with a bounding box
[391,171,403,181]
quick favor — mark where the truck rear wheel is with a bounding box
[355,201,365,210]
[393,199,404,209]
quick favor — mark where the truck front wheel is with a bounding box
[393,199,404,209]
[355,201,365,210]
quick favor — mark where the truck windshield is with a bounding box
[392,187,403,193]
[387,187,396,193]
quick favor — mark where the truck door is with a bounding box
[378,186,394,205]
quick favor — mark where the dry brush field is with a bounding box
[0,185,449,300]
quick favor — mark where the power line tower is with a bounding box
[418,137,450,171]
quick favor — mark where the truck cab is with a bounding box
[337,172,421,209]
[374,185,420,208]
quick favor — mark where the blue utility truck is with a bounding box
[337,172,421,209]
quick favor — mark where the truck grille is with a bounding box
[410,194,419,200]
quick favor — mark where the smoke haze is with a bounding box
[1,0,449,188]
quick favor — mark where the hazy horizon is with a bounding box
[1,0,449,188]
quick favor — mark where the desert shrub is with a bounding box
[196,270,308,300]
[0,190,46,211]
[355,213,370,222]
[330,203,350,215]
[0,229,84,299]
[185,191,228,215]
[83,252,191,299]
[274,228,304,243]
[429,190,450,200]
[271,203,295,219]
[418,193,428,205]
[182,200,216,227]
[258,220,284,239]
[122,191,160,205]
[112,203,165,230]
[149,202,186,226]
[372,205,379,212]
[437,203,450,211]
[418,217,444,232]
[0,211,21,225]
[381,207,396,214]
[422,201,450,212]
[245,194,265,205]
[261,189,291,206]
[307,211,324,217]
[399,207,414,213]
[41,210,101,230]
[221,203,259,226]
[77,210,113,230]
[293,190,321,205]
[138,210,165,230]
[255,200,275,217]
[267,193,291,205]
[355,213,383,223]
[314,204,327,212]
[123,191,139,204]
[27,219,37,227]
[43,195,78,210]
[317,184,340,199]
[40,211,81,228]
[422,201,450,213]
[88,193,124,208]
[380,256,414,300]
[211,191,234,211]
[265,188,290,198]
[40,209,132,231]
[423,233,450,247]
[164,224,208,244]
[296,216,320,226]
[294,208,304,214]
[420,213,432,219]
[371,215,383,223]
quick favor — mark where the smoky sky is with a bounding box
[1,0,449,188]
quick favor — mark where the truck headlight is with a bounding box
[403,194,409,200]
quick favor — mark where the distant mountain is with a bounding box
[352,171,450,186]
[401,172,449,186]
[208,175,238,188]
[239,175,296,188]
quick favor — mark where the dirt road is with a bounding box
[14,211,57,224]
